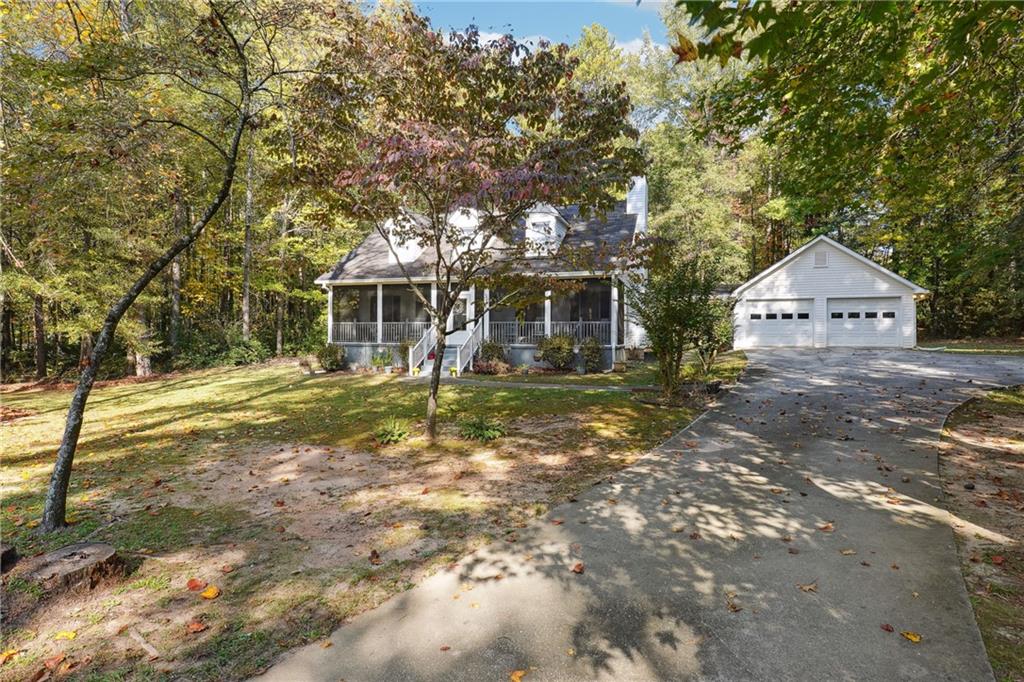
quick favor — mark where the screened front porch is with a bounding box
[328,278,624,348]
[330,284,431,344]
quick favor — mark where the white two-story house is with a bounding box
[315,178,650,373]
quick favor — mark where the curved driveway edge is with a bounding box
[255,349,1024,681]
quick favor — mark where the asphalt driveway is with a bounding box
[256,349,1024,681]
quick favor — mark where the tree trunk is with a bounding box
[134,308,152,377]
[41,102,248,533]
[426,327,447,441]
[168,189,186,352]
[79,333,92,370]
[276,295,284,355]
[241,140,255,342]
[0,298,12,381]
[33,295,47,380]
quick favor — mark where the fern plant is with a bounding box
[458,415,506,441]
[374,415,410,445]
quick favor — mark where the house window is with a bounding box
[797,313,810,320]
[848,312,861,319]
[814,250,828,268]
[750,313,762,320]
[781,313,794,320]
[765,313,778,320]
[831,312,843,319]
[882,311,896,318]
[865,312,878,319]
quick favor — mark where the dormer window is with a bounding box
[814,250,828,268]
[530,220,552,234]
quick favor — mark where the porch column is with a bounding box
[467,285,476,329]
[483,288,491,340]
[430,283,438,326]
[544,290,552,337]
[376,283,383,344]
[326,286,333,344]
[610,276,618,352]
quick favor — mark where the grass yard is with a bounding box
[921,338,1024,355]
[472,350,747,388]
[941,385,1024,682]
[0,357,736,680]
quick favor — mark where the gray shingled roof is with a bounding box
[316,202,639,283]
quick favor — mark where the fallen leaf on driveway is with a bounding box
[797,581,818,593]
[186,578,207,592]
[510,670,527,682]
[440,645,451,651]
[818,522,834,532]
[839,549,856,556]
[199,585,221,600]
[571,562,585,574]
[881,623,894,632]
[320,641,332,649]
[900,631,922,643]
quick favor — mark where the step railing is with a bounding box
[408,325,437,372]
[454,322,484,376]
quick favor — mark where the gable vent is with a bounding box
[814,250,828,268]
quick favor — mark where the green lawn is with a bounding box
[473,350,747,388]
[0,358,737,680]
[920,338,1024,355]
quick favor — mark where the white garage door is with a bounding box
[827,297,900,347]
[744,299,814,347]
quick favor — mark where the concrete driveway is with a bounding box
[256,350,1024,681]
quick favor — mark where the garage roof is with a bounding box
[732,235,929,297]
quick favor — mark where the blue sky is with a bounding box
[413,1,669,53]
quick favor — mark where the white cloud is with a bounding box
[616,37,666,55]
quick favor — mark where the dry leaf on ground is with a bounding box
[199,585,221,599]
[570,562,585,574]
[186,578,207,592]
[900,631,922,643]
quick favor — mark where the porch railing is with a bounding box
[489,320,612,345]
[550,320,612,345]
[383,321,431,344]
[331,321,377,343]
[488,321,546,345]
[332,321,430,344]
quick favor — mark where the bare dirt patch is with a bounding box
[0,414,660,680]
[941,385,1024,680]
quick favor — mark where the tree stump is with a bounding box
[0,543,18,573]
[17,542,123,593]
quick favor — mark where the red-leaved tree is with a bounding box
[298,8,644,439]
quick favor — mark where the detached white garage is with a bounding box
[732,236,928,349]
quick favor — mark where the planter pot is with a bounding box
[412,367,421,376]
[384,366,393,374]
